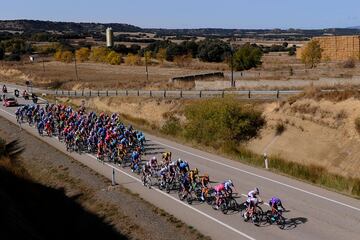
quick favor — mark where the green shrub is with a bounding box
[183,98,265,147]
[161,117,182,136]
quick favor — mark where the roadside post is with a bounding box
[112,168,116,186]
[264,153,269,169]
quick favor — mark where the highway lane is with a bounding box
[1,87,360,240]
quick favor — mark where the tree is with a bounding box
[54,50,62,61]
[301,40,322,68]
[90,47,110,63]
[75,47,90,62]
[106,51,122,65]
[125,53,142,66]
[156,48,167,65]
[144,51,152,62]
[232,43,263,71]
[173,53,192,67]
[197,39,230,62]
[60,51,73,63]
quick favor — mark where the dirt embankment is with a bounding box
[0,117,210,240]
[60,96,187,127]
[57,91,360,179]
[248,92,360,178]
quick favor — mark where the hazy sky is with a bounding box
[1,0,359,29]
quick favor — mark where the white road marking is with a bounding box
[0,107,256,240]
[85,154,256,240]
[151,140,360,212]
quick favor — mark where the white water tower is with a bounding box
[106,27,114,48]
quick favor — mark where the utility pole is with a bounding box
[230,45,235,88]
[74,54,79,81]
[145,52,149,82]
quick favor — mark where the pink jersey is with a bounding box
[214,183,225,192]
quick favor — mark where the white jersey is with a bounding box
[246,197,258,205]
[247,190,258,198]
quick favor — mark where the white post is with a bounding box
[112,168,116,186]
[264,153,269,169]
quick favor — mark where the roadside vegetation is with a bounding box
[158,97,360,198]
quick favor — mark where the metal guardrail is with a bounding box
[28,89,303,99]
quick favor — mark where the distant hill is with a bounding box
[1,19,360,40]
[0,19,142,33]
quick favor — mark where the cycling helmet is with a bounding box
[254,187,259,194]
[194,168,199,174]
[203,173,209,181]
[228,179,234,187]
[151,156,157,161]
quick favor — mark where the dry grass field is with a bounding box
[1,51,360,90]
[236,52,360,81]
[0,60,227,90]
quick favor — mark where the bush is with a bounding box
[232,43,263,71]
[197,39,230,62]
[125,53,142,66]
[161,117,182,136]
[90,47,110,63]
[275,121,286,136]
[5,53,21,61]
[355,117,360,134]
[184,98,265,147]
[106,51,122,65]
[173,54,192,67]
[75,47,90,62]
[60,51,73,63]
[343,58,356,68]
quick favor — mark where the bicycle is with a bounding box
[265,207,286,229]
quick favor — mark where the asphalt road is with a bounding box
[1,86,359,240]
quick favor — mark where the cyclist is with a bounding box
[213,180,234,209]
[180,172,192,198]
[199,173,210,201]
[97,140,106,160]
[248,187,261,200]
[189,168,199,189]
[162,151,172,164]
[177,158,189,174]
[149,156,158,170]
[142,162,152,185]
[269,197,285,216]
[244,187,263,220]
[159,165,170,187]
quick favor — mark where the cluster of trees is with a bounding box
[260,42,297,56]
[0,38,33,61]
[54,46,122,65]
[143,39,229,62]
[112,44,141,55]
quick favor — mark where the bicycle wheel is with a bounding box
[277,215,286,229]
[220,202,228,214]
